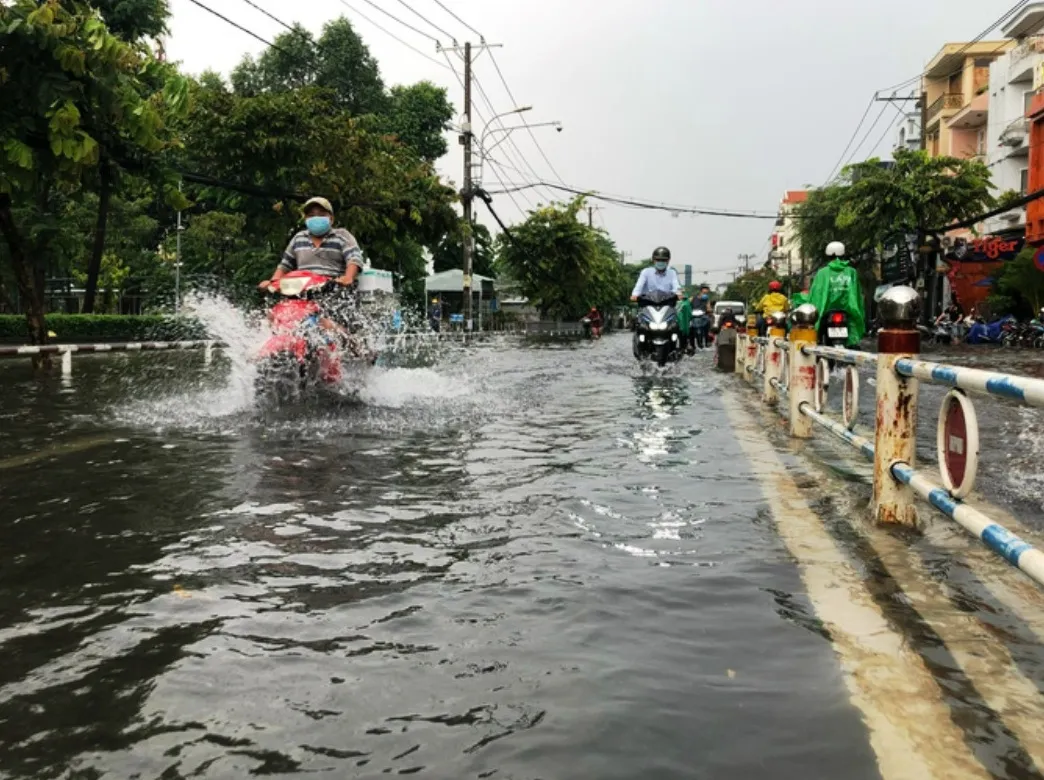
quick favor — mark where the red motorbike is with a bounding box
[255,271,345,400]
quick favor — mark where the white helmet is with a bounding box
[826,241,846,257]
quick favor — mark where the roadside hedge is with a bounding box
[0,314,207,343]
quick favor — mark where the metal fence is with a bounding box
[734,288,1044,589]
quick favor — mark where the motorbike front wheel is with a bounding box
[656,343,671,367]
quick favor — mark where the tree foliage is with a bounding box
[994,247,1044,317]
[0,0,187,343]
[796,149,995,269]
[495,197,629,319]
[431,220,494,277]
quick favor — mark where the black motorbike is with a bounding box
[632,291,681,366]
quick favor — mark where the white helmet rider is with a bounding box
[826,241,846,258]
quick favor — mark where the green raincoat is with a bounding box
[677,297,693,332]
[790,291,810,309]
[808,260,865,346]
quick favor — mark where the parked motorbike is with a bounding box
[632,290,681,366]
[255,271,359,402]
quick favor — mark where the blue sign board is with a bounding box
[449,313,464,324]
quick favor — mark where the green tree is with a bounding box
[495,197,627,319]
[994,247,1044,317]
[381,82,454,163]
[230,18,387,117]
[0,0,187,345]
[796,149,995,270]
[432,220,494,276]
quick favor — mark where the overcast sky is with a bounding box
[166,0,1010,284]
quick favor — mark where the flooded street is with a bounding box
[3,333,1044,779]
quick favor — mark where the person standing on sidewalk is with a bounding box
[677,294,693,354]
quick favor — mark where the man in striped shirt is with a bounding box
[258,196,364,292]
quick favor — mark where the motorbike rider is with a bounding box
[428,298,442,332]
[259,196,363,325]
[808,241,865,348]
[754,280,790,335]
[717,307,739,330]
[692,294,712,349]
[583,305,604,338]
[631,246,682,301]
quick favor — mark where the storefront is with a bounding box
[944,232,1024,315]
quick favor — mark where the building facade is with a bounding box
[985,5,1044,234]
[893,112,922,152]
[770,190,808,283]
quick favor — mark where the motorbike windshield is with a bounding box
[638,291,678,306]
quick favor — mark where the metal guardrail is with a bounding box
[734,293,1044,590]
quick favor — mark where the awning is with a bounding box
[424,269,496,293]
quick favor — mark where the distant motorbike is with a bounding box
[633,290,681,366]
[255,271,370,402]
[581,317,603,340]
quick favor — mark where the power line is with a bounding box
[237,0,297,34]
[487,49,567,185]
[428,0,484,39]
[354,0,442,44]
[824,95,876,184]
[334,0,450,69]
[390,0,458,42]
[184,0,293,55]
[486,180,780,219]
[842,95,893,169]
[441,51,532,216]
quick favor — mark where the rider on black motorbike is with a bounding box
[808,241,865,348]
[631,246,682,301]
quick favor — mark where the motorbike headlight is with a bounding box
[649,322,667,331]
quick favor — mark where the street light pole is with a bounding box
[175,181,182,313]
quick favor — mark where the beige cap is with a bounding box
[301,196,334,215]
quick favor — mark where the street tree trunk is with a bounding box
[0,193,49,363]
[83,161,112,314]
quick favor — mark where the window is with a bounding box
[1025,90,1035,115]
[1021,168,1029,195]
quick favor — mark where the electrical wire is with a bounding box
[333,0,450,69]
[823,95,877,185]
[441,51,533,216]
[488,48,567,185]
[237,0,298,34]
[353,0,442,44]
[389,0,458,42]
[485,181,780,219]
[184,0,294,55]
[841,95,894,169]
[428,0,484,39]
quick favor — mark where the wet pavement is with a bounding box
[2,332,1044,779]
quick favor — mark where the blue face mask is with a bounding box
[305,216,331,236]
[654,261,668,272]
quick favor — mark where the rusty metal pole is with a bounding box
[788,304,818,438]
[745,314,759,386]
[763,313,786,405]
[735,330,747,375]
[874,286,921,526]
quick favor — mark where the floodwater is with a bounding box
[2,319,1044,779]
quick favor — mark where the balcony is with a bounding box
[927,93,964,125]
[1001,116,1029,152]
[945,92,989,130]
[1010,36,1044,83]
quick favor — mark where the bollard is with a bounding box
[788,304,818,438]
[204,341,214,365]
[60,348,73,378]
[735,332,747,376]
[874,286,921,526]
[763,313,786,405]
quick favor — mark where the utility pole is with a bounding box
[175,180,182,313]
[588,206,593,227]
[461,41,474,331]
[875,93,924,152]
[738,253,756,273]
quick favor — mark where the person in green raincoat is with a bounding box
[808,241,866,347]
[677,293,694,354]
